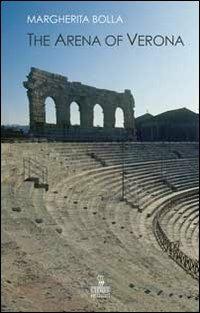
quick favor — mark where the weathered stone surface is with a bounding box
[23,68,136,140]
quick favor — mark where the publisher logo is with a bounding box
[90,274,111,299]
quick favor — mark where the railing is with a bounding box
[124,177,142,209]
[23,157,48,185]
[153,216,199,280]
[87,152,107,166]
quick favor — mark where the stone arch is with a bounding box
[115,107,124,128]
[45,96,57,124]
[93,104,104,127]
[70,101,80,126]
[24,68,136,139]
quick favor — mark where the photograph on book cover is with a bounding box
[1,1,199,312]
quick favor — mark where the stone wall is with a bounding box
[23,68,136,141]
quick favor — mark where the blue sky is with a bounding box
[1,1,199,125]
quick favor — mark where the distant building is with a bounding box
[136,108,199,141]
[1,125,29,140]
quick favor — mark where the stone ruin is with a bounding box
[23,67,136,141]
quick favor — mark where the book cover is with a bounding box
[1,1,199,312]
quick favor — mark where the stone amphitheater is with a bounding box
[1,141,199,312]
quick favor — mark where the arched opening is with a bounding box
[115,107,124,128]
[70,102,80,126]
[93,104,104,127]
[45,97,57,124]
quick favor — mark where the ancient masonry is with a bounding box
[23,68,136,141]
